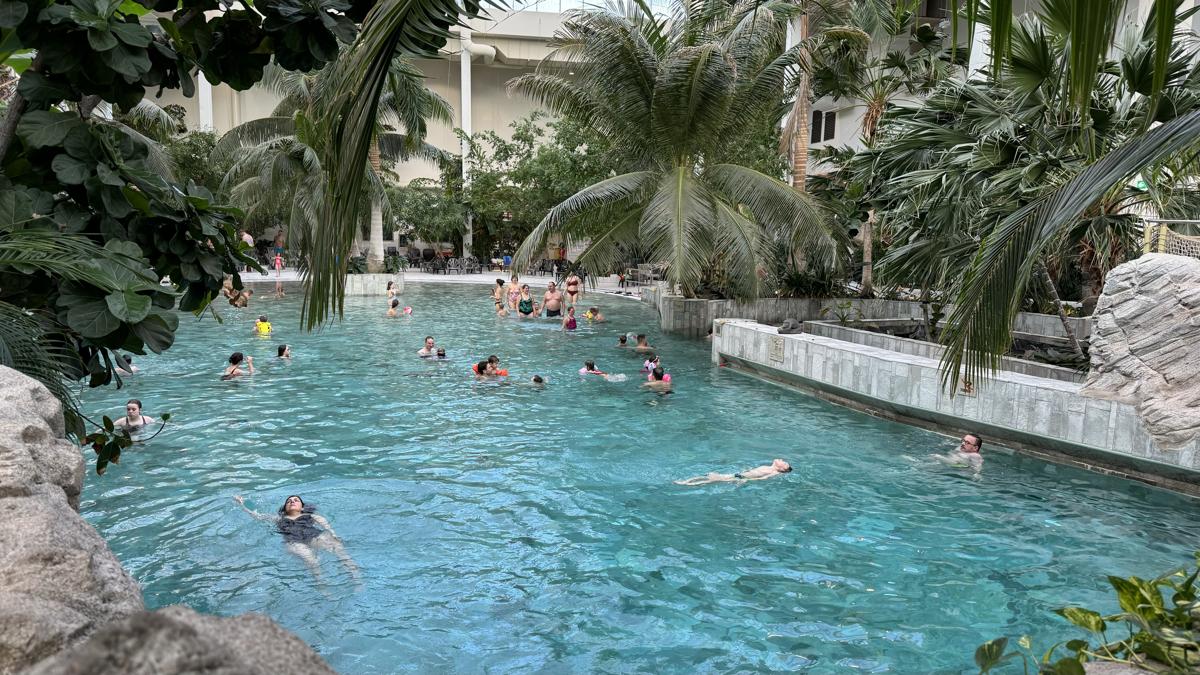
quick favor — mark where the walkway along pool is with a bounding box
[79,284,1200,673]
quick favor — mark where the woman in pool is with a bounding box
[386,280,398,303]
[491,278,505,304]
[564,271,582,306]
[277,344,292,358]
[504,273,521,310]
[232,495,360,584]
[222,352,254,380]
[387,298,401,317]
[517,285,535,317]
[114,399,155,432]
[561,306,578,331]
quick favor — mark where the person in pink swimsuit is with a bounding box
[561,306,577,331]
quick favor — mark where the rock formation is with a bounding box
[1082,254,1200,448]
[0,367,335,674]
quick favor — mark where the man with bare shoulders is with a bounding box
[675,459,793,485]
[542,281,564,318]
[931,433,984,474]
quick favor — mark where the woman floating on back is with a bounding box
[233,495,360,586]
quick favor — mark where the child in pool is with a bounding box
[579,360,605,376]
[254,315,272,336]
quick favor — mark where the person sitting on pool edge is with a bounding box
[931,433,984,473]
[233,494,360,585]
[674,459,792,486]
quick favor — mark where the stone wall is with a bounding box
[641,284,1091,340]
[801,321,1085,384]
[1083,254,1200,450]
[712,320,1200,493]
[0,367,336,674]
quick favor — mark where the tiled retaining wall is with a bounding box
[801,321,1085,384]
[641,284,1091,339]
[713,319,1200,492]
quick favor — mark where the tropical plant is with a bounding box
[502,0,840,299]
[974,552,1200,674]
[386,177,466,248]
[0,0,484,464]
[820,1,1200,387]
[214,53,450,268]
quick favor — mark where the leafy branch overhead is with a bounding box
[0,0,491,458]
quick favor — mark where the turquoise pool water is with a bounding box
[79,283,1200,674]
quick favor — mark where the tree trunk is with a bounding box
[366,139,385,273]
[860,208,875,298]
[1036,260,1085,357]
[0,53,44,170]
[920,289,934,342]
[790,14,811,191]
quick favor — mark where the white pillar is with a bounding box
[968,21,990,77]
[198,74,214,131]
[460,31,474,255]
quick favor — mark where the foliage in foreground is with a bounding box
[0,0,485,468]
[976,552,1200,674]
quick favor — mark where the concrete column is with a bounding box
[460,30,474,255]
[198,74,214,130]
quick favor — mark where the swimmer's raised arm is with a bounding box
[246,356,255,375]
[232,495,275,522]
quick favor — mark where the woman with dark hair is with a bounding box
[386,280,397,303]
[277,344,292,358]
[114,399,155,432]
[222,352,254,380]
[233,494,360,584]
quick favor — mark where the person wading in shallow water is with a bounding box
[233,495,361,585]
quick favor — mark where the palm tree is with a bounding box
[856,2,1200,389]
[499,0,840,298]
[214,54,450,269]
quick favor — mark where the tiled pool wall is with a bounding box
[641,285,1092,340]
[713,319,1200,496]
[800,320,1085,384]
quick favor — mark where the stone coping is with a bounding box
[801,320,1085,384]
[712,319,1200,495]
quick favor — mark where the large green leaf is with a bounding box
[0,0,27,27]
[17,110,83,149]
[131,310,178,353]
[51,154,92,185]
[104,289,152,323]
[66,298,121,338]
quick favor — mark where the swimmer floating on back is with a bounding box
[233,495,360,585]
[674,459,792,486]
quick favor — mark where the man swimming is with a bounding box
[543,282,564,317]
[633,333,655,354]
[674,459,793,485]
[642,367,672,393]
[930,433,984,474]
[417,336,436,357]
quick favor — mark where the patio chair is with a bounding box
[446,257,464,275]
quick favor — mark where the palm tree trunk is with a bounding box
[367,139,385,273]
[790,14,811,192]
[860,208,875,297]
[1036,260,1084,357]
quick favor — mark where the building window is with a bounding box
[811,109,837,143]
